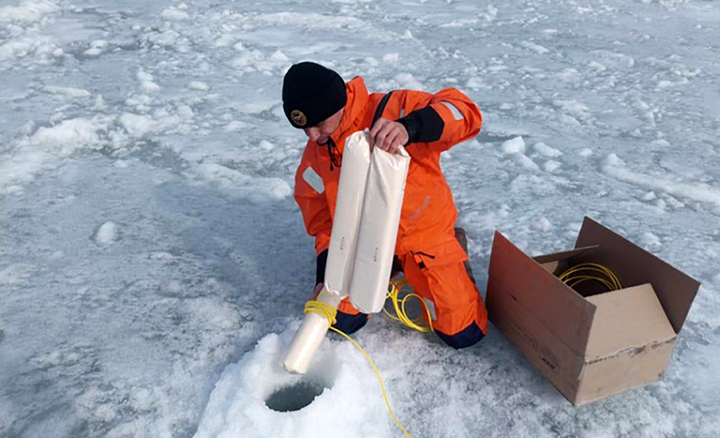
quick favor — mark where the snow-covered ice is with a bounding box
[193,333,391,438]
[1,0,720,437]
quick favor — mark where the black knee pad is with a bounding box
[436,322,485,349]
[332,311,369,335]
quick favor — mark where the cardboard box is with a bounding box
[486,217,701,406]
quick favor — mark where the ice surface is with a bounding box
[1,0,720,437]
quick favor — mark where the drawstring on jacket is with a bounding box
[324,90,393,172]
[327,138,342,171]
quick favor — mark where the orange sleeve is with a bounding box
[428,88,482,150]
[396,88,482,152]
[294,145,332,255]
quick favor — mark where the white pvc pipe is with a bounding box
[282,288,342,374]
[349,145,410,314]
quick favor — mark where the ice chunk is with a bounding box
[521,41,549,54]
[44,86,91,98]
[93,221,119,245]
[393,73,423,90]
[382,53,399,63]
[501,136,526,155]
[120,113,158,137]
[177,105,194,120]
[640,232,662,248]
[137,69,160,92]
[516,154,540,171]
[534,217,553,232]
[224,121,248,132]
[603,153,720,207]
[0,264,34,286]
[543,160,562,173]
[534,142,562,157]
[215,34,235,47]
[188,81,210,91]
[84,40,108,57]
[192,163,291,203]
[161,7,189,21]
[0,0,59,23]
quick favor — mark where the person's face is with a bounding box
[303,108,344,145]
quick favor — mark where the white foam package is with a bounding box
[323,131,372,296]
[349,144,410,313]
[282,131,410,373]
[283,132,372,374]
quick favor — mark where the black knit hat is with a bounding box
[282,62,347,129]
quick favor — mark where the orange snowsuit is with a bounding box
[294,76,488,347]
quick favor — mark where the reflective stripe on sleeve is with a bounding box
[303,166,324,193]
[441,101,464,121]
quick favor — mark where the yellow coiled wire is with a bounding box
[383,277,434,333]
[558,263,622,292]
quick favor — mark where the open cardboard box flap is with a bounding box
[575,217,701,334]
[585,283,676,359]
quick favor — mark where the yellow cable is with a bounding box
[383,279,434,333]
[559,263,622,292]
[567,276,613,291]
[304,299,414,438]
[561,264,621,289]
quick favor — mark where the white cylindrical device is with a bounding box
[323,131,372,296]
[282,134,410,374]
[349,145,410,313]
[283,133,372,374]
[283,289,342,374]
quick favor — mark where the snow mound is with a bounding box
[93,221,119,245]
[0,264,35,286]
[0,117,113,194]
[0,0,58,24]
[192,163,292,203]
[534,142,562,158]
[193,333,393,438]
[44,86,91,98]
[602,153,720,207]
[188,81,210,91]
[162,7,190,21]
[501,136,526,155]
[27,118,107,151]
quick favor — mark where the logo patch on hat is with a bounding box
[291,110,307,127]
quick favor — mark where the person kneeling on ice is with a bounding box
[283,61,488,348]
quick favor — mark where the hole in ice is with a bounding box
[265,379,329,412]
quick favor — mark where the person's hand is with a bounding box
[310,282,324,301]
[369,118,408,154]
